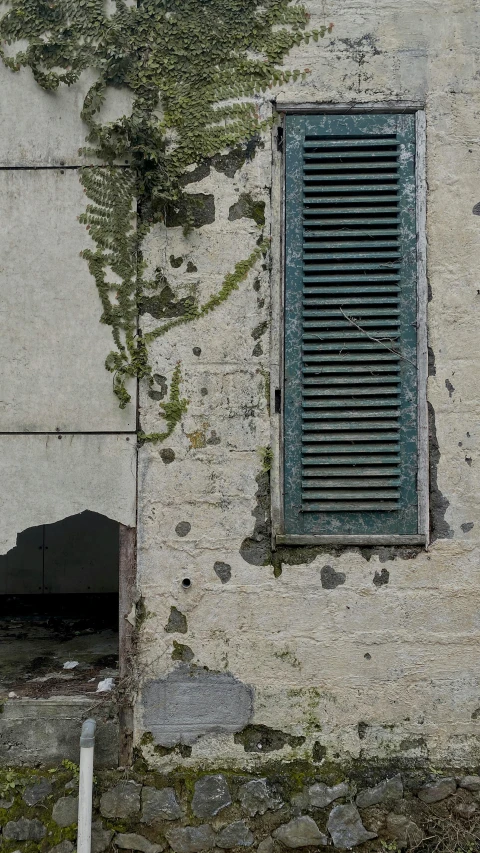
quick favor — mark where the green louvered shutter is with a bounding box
[284,114,418,537]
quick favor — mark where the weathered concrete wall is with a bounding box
[0,169,135,432]
[0,699,118,768]
[0,63,134,166]
[135,0,480,773]
[0,435,136,554]
[0,58,137,552]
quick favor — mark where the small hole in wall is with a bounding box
[182,578,192,589]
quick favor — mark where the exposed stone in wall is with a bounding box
[52,796,79,828]
[100,781,142,819]
[142,787,183,823]
[192,775,232,818]
[213,562,232,584]
[165,607,188,635]
[234,726,305,754]
[23,778,52,806]
[228,194,266,227]
[428,402,453,540]
[165,195,216,230]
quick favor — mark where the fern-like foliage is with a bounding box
[78,166,149,405]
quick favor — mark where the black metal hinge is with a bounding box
[276,126,284,153]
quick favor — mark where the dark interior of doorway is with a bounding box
[0,511,119,698]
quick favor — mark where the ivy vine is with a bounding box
[138,361,188,444]
[0,0,332,434]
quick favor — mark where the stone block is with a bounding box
[115,833,164,853]
[327,805,377,849]
[273,817,328,848]
[238,779,282,817]
[192,775,232,818]
[165,825,216,853]
[142,786,183,822]
[459,776,480,792]
[23,777,52,806]
[100,781,142,819]
[91,820,114,853]
[417,778,457,804]
[3,818,47,841]
[386,814,424,849]
[48,842,75,853]
[309,782,349,809]
[52,796,79,827]
[216,821,254,848]
[356,775,403,809]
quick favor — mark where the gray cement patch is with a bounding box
[142,665,253,747]
[0,698,118,767]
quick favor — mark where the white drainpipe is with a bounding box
[77,718,96,853]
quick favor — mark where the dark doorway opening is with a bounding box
[0,511,119,698]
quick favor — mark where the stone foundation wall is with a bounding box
[2,764,480,853]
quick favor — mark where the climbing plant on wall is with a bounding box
[0,0,332,420]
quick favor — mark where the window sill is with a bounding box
[276,534,427,547]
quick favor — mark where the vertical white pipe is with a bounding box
[77,718,96,853]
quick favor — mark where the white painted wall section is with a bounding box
[0,64,134,166]
[0,169,136,432]
[0,434,136,554]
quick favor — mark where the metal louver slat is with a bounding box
[303,467,400,476]
[303,138,398,147]
[284,113,418,536]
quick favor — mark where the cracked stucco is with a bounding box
[135,0,480,771]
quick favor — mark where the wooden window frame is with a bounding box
[119,523,136,765]
[269,104,428,548]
